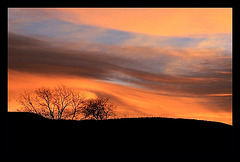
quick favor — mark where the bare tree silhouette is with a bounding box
[18,88,56,119]
[65,90,87,120]
[17,85,116,120]
[17,86,86,120]
[81,97,116,120]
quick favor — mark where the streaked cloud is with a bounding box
[8,33,232,113]
[8,8,232,51]
[52,8,232,36]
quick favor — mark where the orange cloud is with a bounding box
[8,70,232,125]
[56,8,232,36]
[8,33,232,111]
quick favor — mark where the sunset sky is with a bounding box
[8,8,232,124]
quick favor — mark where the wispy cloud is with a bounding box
[8,33,232,113]
[46,8,232,36]
[8,8,232,51]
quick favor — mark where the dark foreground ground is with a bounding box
[6,112,233,156]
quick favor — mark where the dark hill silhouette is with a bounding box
[6,112,233,155]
